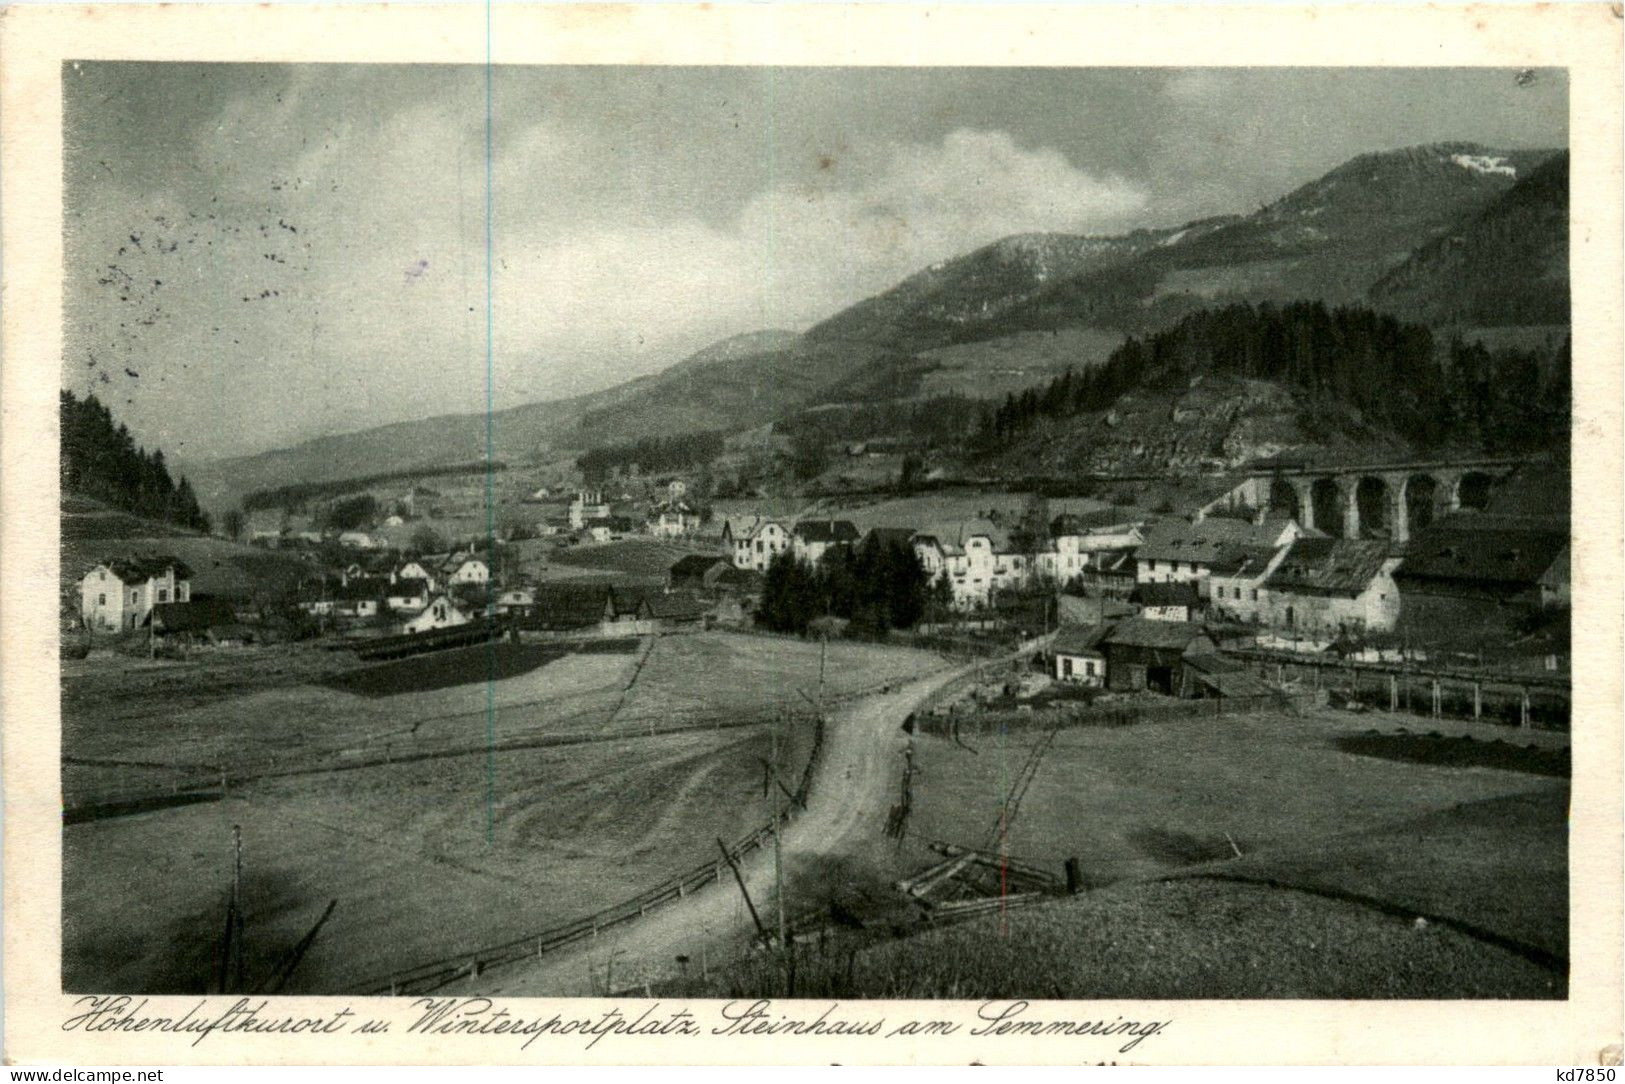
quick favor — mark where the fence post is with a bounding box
[1389,673,1398,713]
[1431,678,1441,719]
[1473,682,1482,721]
[1520,687,1531,728]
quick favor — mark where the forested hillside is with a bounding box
[60,391,211,532]
[971,302,1569,465]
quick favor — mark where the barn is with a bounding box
[1100,617,1219,696]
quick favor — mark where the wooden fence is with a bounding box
[1223,648,1571,730]
[348,707,830,996]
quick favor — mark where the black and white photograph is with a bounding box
[35,39,1600,1028]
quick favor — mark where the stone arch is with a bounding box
[1310,477,1344,538]
[1267,477,1302,523]
[1406,474,1439,533]
[1457,471,1494,512]
[1355,476,1389,539]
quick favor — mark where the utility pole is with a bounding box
[770,719,787,955]
[232,824,245,993]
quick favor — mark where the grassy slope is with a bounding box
[61,633,941,993]
[707,708,1570,1000]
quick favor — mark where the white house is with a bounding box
[338,531,382,550]
[79,557,191,633]
[1051,623,1110,687]
[386,577,431,613]
[649,501,698,539]
[1255,538,1402,635]
[729,517,792,572]
[441,555,490,586]
[394,561,438,591]
[401,595,471,634]
[568,490,610,529]
[495,587,535,613]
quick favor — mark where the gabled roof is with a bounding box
[336,577,391,600]
[93,555,192,583]
[1051,621,1112,656]
[1265,538,1391,596]
[1395,514,1569,588]
[793,519,860,544]
[1206,545,1279,578]
[864,526,918,549]
[529,583,615,625]
[640,592,711,621]
[670,554,730,577]
[1135,516,1290,565]
[1101,616,1214,651]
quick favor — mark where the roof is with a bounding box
[530,583,615,624]
[336,577,391,600]
[1131,581,1202,607]
[913,518,1012,555]
[1205,546,1279,578]
[1135,517,1289,565]
[793,519,860,544]
[1395,514,1569,588]
[1051,509,1141,535]
[1264,538,1391,596]
[669,554,730,577]
[1101,616,1214,651]
[93,555,192,583]
[150,598,237,632]
[640,592,711,621]
[864,526,918,549]
[1051,622,1112,656]
[1184,654,1279,697]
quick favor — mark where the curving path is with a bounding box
[465,649,1034,997]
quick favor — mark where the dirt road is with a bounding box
[466,657,997,997]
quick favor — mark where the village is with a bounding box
[69,446,1570,729]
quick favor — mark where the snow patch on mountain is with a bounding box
[1450,153,1517,178]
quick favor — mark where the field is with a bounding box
[61,631,944,993]
[729,704,1569,999]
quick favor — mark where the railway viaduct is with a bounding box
[1199,456,1532,544]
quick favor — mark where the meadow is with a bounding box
[61,631,944,994]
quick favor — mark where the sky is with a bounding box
[62,64,1568,462]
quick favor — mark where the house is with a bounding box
[1393,514,1570,641]
[381,514,406,528]
[79,556,192,633]
[1203,546,1287,624]
[441,555,490,586]
[1135,516,1303,587]
[582,525,613,545]
[516,584,618,631]
[394,561,438,591]
[149,598,241,640]
[387,577,432,613]
[792,519,860,566]
[1257,538,1402,635]
[338,531,382,550]
[649,501,698,538]
[1099,617,1219,696]
[629,591,711,628]
[1051,622,1111,687]
[1130,580,1203,623]
[665,479,687,504]
[568,490,610,529]
[730,517,793,572]
[400,595,470,634]
[335,578,390,620]
[495,586,536,613]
